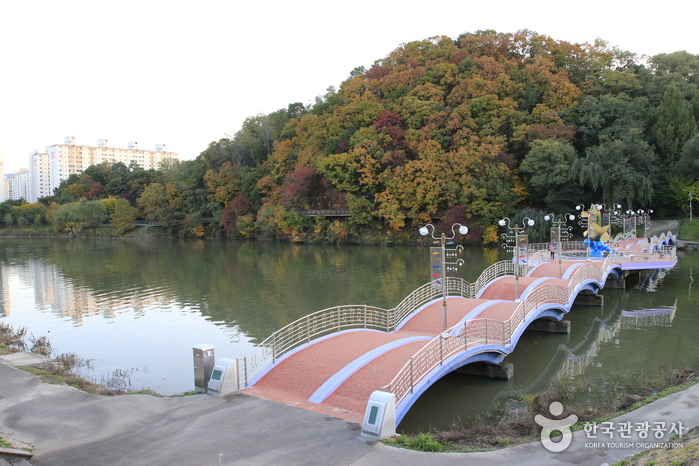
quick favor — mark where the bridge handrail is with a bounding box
[236,256,531,388]
[236,233,675,391]
[380,254,629,406]
[237,304,391,388]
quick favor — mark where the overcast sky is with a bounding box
[1,0,696,173]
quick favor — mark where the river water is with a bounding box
[0,237,694,432]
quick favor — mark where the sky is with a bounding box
[1,0,697,174]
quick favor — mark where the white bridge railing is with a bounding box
[235,250,549,388]
[235,233,675,391]
[381,234,677,407]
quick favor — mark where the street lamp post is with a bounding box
[419,223,468,331]
[576,204,591,260]
[626,210,637,238]
[544,213,575,277]
[611,203,623,239]
[636,209,653,238]
[498,217,535,301]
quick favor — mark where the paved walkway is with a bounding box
[241,245,674,426]
[2,353,698,465]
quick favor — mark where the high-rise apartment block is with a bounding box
[0,150,4,202]
[27,136,178,203]
[5,168,30,202]
[29,151,51,202]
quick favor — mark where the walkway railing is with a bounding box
[380,237,677,407]
[235,256,529,388]
[236,304,391,388]
[382,260,609,405]
[235,233,675,390]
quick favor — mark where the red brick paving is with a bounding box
[324,340,429,421]
[240,250,646,423]
[399,298,492,336]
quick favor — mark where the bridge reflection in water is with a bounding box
[229,232,678,438]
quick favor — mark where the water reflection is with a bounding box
[1,237,696,428]
[0,238,507,395]
[397,263,692,433]
[556,299,678,380]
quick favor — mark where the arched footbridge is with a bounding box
[226,232,677,438]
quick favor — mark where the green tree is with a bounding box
[111,198,138,234]
[571,128,656,208]
[674,131,699,177]
[520,139,578,205]
[654,84,697,163]
[81,201,108,232]
[137,183,182,230]
[52,202,85,234]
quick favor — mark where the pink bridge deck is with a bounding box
[241,242,674,424]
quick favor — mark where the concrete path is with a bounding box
[2,354,698,466]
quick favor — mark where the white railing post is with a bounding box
[272,333,276,363]
[307,315,311,343]
[243,357,248,388]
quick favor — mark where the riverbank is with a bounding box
[2,350,699,466]
[1,221,696,464]
[0,217,688,245]
[0,224,171,239]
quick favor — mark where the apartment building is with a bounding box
[0,150,4,202]
[29,151,51,202]
[26,136,178,203]
[5,168,30,202]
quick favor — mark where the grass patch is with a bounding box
[387,365,698,453]
[384,433,444,452]
[0,434,34,453]
[679,218,699,241]
[18,365,124,395]
[0,437,15,449]
[613,425,699,466]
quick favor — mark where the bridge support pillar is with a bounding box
[574,292,604,307]
[528,319,571,334]
[605,277,626,289]
[456,362,514,381]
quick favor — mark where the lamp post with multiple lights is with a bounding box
[419,223,468,331]
[498,217,535,300]
[611,203,624,238]
[576,204,592,260]
[625,210,637,238]
[544,212,575,277]
[636,209,653,238]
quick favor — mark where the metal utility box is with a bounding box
[193,344,215,393]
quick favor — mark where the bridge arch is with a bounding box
[231,231,678,439]
[394,347,508,425]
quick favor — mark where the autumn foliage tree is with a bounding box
[41,31,699,239]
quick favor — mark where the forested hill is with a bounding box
[49,30,699,243]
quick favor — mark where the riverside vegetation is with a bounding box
[0,322,172,396]
[2,30,699,245]
[386,366,699,458]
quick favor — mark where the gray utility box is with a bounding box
[193,344,215,393]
